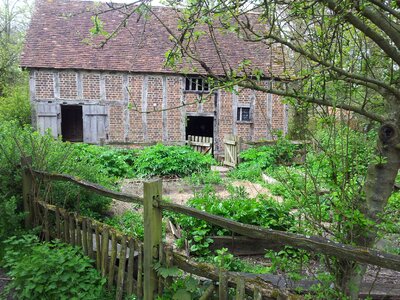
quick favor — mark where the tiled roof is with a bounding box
[21,0,277,76]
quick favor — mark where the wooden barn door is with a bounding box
[83,105,107,144]
[36,102,60,138]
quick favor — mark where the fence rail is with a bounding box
[23,165,400,299]
[30,169,400,273]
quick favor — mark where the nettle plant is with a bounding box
[167,185,294,256]
[2,235,108,300]
[132,144,216,178]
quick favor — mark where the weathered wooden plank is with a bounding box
[101,227,110,277]
[69,214,75,246]
[189,141,213,147]
[87,219,94,260]
[21,157,33,228]
[44,206,50,241]
[95,225,101,270]
[126,238,135,295]
[76,218,82,248]
[253,288,262,300]
[219,270,228,300]
[143,180,163,300]
[116,236,127,300]
[82,219,88,255]
[235,277,245,300]
[137,244,144,299]
[36,102,59,138]
[63,212,69,243]
[55,208,61,239]
[108,231,118,289]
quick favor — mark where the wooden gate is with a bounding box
[224,134,242,167]
[187,135,213,154]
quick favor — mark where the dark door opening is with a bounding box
[186,116,214,140]
[61,105,83,142]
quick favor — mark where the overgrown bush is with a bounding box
[229,137,298,181]
[1,235,108,300]
[132,144,216,178]
[0,121,115,220]
[72,143,137,178]
[0,81,31,126]
[167,185,294,256]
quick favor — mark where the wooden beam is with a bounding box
[162,76,168,142]
[142,75,148,141]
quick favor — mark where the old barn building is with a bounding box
[21,0,288,155]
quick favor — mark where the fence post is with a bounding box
[21,156,33,228]
[237,136,243,165]
[143,179,163,300]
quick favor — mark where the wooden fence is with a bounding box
[187,135,213,155]
[223,135,242,167]
[21,161,400,300]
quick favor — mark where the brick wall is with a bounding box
[59,72,77,99]
[35,71,54,99]
[105,74,123,100]
[32,69,287,152]
[83,73,100,99]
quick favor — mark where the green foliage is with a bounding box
[265,247,310,280]
[168,185,294,256]
[2,235,108,300]
[133,144,216,178]
[229,137,298,181]
[185,170,222,185]
[0,121,114,219]
[0,80,30,126]
[72,143,137,178]
[105,211,144,240]
[156,276,202,300]
[0,196,25,255]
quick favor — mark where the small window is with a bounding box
[185,77,210,92]
[237,107,251,122]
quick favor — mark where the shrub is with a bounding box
[0,81,31,126]
[105,211,144,240]
[0,121,115,219]
[167,185,294,256]
[72,143,137,178]
[2,235,108,300]
[132,144,216,178]
[229,137,298,181]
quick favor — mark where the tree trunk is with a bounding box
[339,122,400,299]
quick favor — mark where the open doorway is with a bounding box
[186,115,214,140]
[61,105,83,142]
